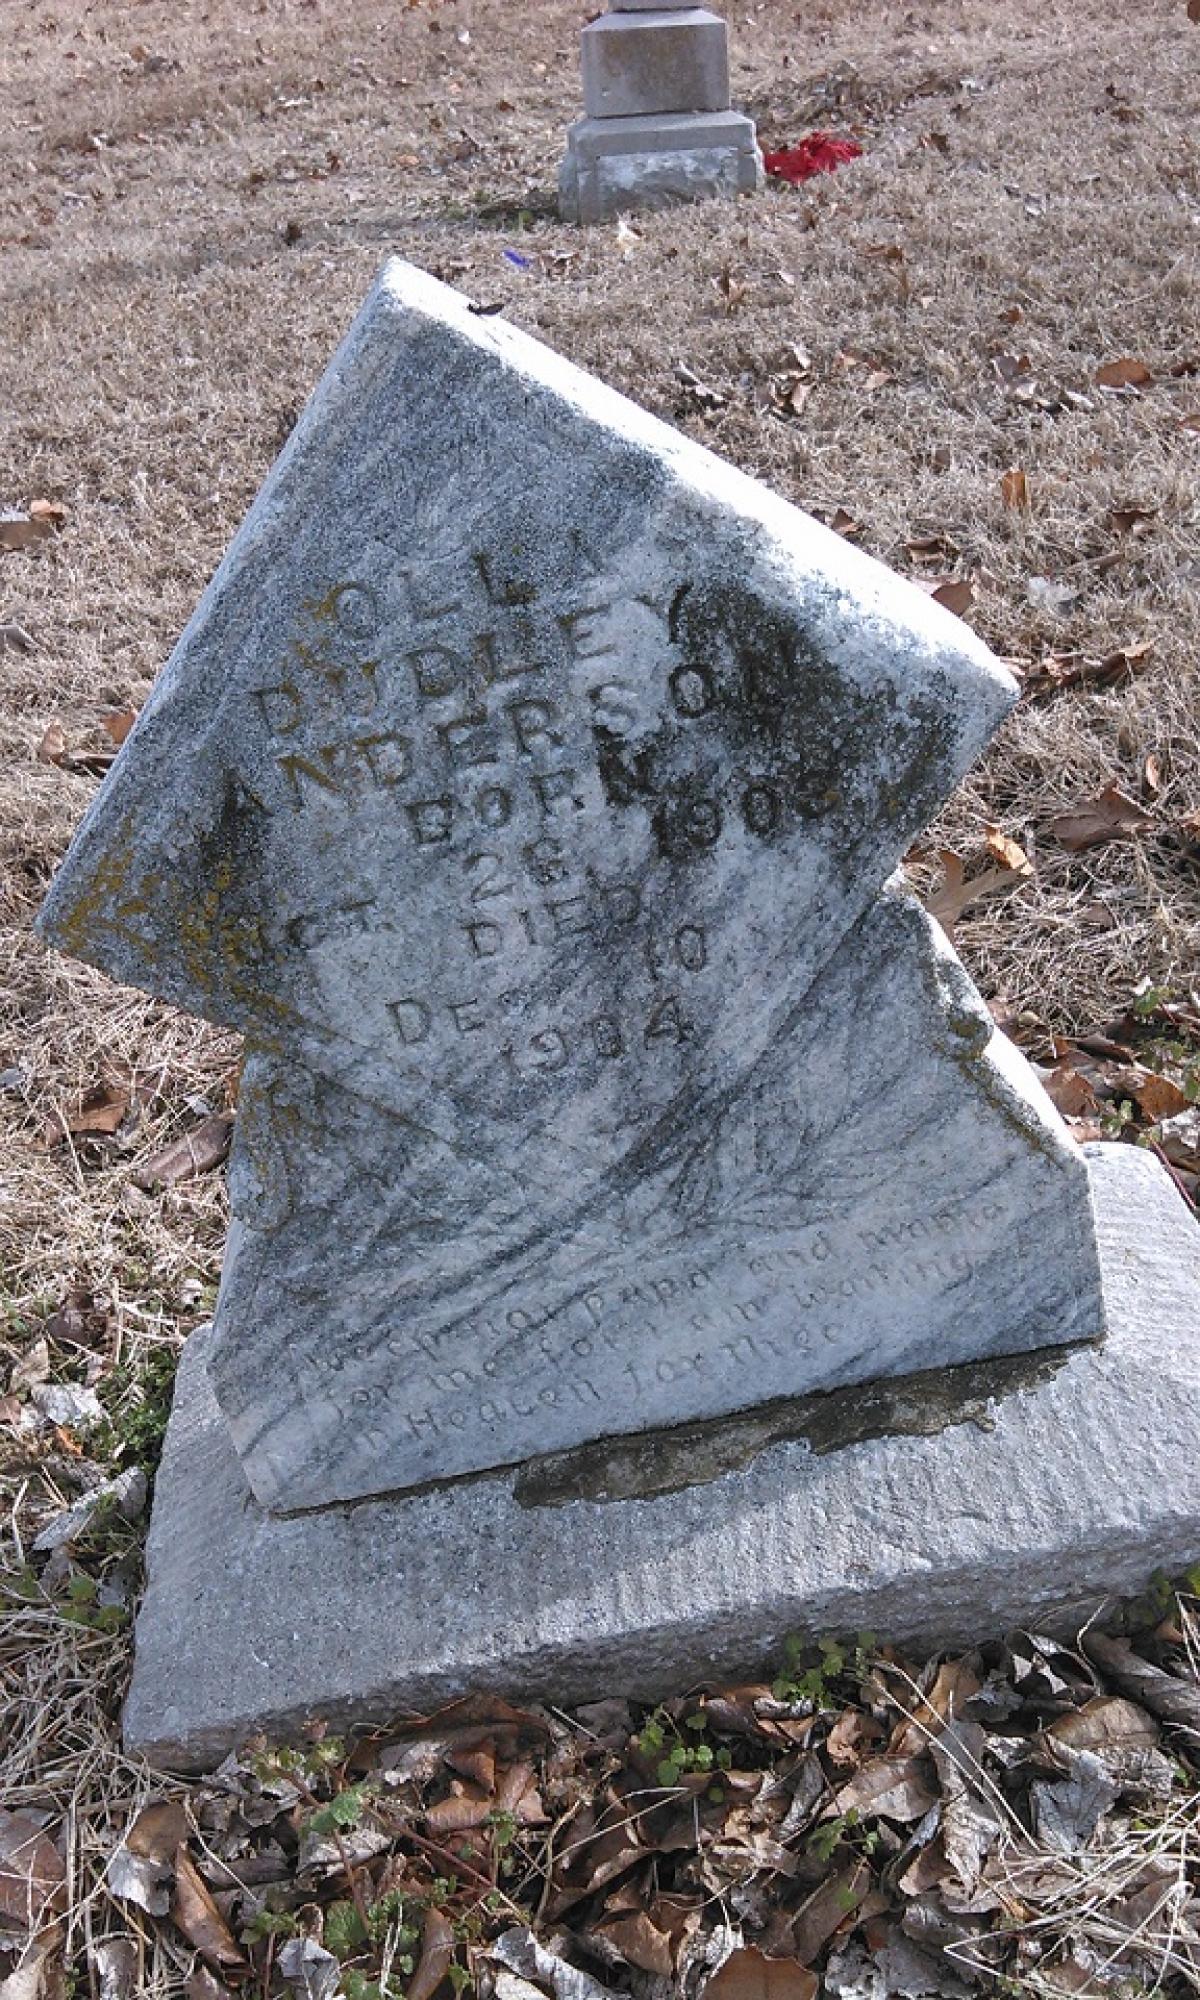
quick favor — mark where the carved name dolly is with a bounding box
[40,262,1200,1765]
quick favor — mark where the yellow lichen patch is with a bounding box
[48,818,141,966]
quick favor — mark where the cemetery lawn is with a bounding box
[2,0,1200,1994]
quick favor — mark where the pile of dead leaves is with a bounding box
[11,1611,1200,2000]
[999,987,1200,1207]
[907,813,1199,1210]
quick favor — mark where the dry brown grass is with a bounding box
[2,0,1200,1991]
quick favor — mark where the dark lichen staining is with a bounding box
[667,580,693,644]
[472,550,537,609]
[515,1338,1085,1508]
[174,768,272,1008]
[590,568,960,869]
[594,727,659,808]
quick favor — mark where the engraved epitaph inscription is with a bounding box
[39,260,1106,1512]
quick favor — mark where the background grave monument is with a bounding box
[39,259,1200,1768]
[559,1,762,224]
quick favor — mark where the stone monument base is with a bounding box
[559,111,762,224]
[125,1145,1200,1770]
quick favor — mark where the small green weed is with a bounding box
[307,1781,372,1838]
[634,1708,733,1789]
[96,1345,179,1478]
[807,1809,880,1864]
[773,1632,877,1708]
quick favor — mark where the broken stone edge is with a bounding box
[125,1144,1200,1770]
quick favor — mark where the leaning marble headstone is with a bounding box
[39,258,1111,1521]
[43,260,1200,1767]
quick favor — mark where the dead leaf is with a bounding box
[1030,1749,1118,1852]
[826,1755,938,1824]
[1041,1064,1100,1119]
[776,377,811,418]
[91,1939,138,2000]
[34,719,118,776]
[889,1658,982,1756]
[1000,468,1029,509]
[126,1802,189,1864]
[1,503,65,551]
[1082,1633,1200,1731]
[1112,1068,1191,1121]
[132,1113,234,1189]
[44,1290,109,1351]
[826,1708,879,1768]
[1159,1104,1200,1172]
[33,1466,146,1553]
[676,363,726,410]
[408,1906,455,2000]
[905,533,958,564]
[919,577,975,618]
[1095,357,1153,389]
[704,1948,818,2000]
[494,1760,548,1823]
[993,351,1033,384]
[277,1937,339,2000]
[425,1782,492,1834]
[0,1936,64,2000]
[488,1928,621,2000]
[1026,575,1078,617]
[108,1842,172,1919]
[57,1081,132,1140]
[1049,782,1154,851]
[1143,751,1163,795]
[923,850,1026,939]
[1024,641,1154,694]
[444,1737,496,1791]
[716,267,748,313]
[983,825,1033,875]
[930,1721,1003,1895]
[1109,503,1158,534]
[170,1848,246,1970]
[0,1812,65,1931]
[791,1862,871,1964]
[702,1685,797,1744]
[829,508,861,538]
[1046,1696,1158,1754]
[184,1968,234,2000]
[31,1382,104,1434]
[102,709,138,746]
[299,1819,391,1873]
[36,723,67,766]
[10,1340,50,1394]
[598,1911,678,1979]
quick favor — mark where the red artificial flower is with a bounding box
[762,131,863,185]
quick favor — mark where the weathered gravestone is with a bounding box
[559,1,762,223]
[39,260,1200,1767]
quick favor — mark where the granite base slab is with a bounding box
[560,112,762,223]
[125,1145,1200,1770]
